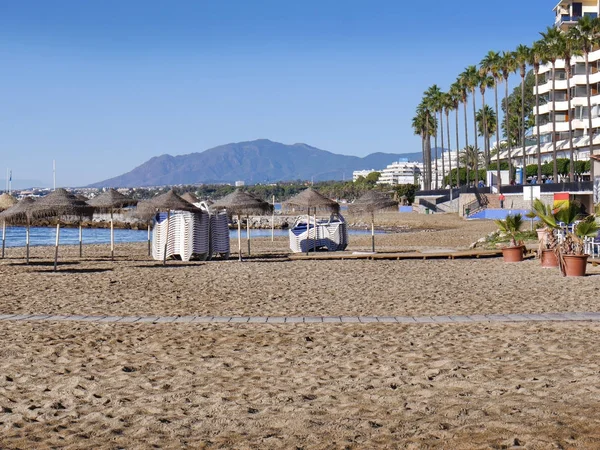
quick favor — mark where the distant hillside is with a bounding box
[89,139,427,188]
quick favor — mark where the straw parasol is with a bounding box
[0,197,36,263]
[348,191,398,252]
[88,189,138,260]
[137,189,199,264]
[0,193,18,258]
[30,188,95,270]
[283,188,339,255]
[212,189,272,261]
[181,192,199,204]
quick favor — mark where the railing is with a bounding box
[416,188,460,198]
[499,181,593,195]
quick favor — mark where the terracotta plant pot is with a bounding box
[541,249,559,268]
[536,228,549,247]
[562,254,589,277]
[501,245,524,262]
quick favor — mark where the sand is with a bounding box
[1,212,600,448]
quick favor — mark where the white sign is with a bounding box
[523,186,541,201]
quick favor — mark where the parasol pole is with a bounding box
[110,209,115,261]
[26,220,30,264]
[78,220,83,258]
[371,211,375,253]
[247,215,251,256]
[1,219,5,259]
[147,222,151,256]
[313,208,317,254]
[237,214,242,261]
[53,222,60,271]
[163,210,170,265]
[306,208,310,255]
[271,195,275,242]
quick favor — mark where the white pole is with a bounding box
[110,210,115,260]
[271,194,275,242]
[163,210,170,265]
[26,223,30,264]
[79,222,83,258]
[246,216,251,256]
[53,223,60,271]
[313,209,317,253]
[1,220,5,258]
[237,214,242,261]
[147,222,151,256]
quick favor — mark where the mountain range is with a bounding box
[89,139,425,188]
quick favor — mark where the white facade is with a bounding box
[377,161,422,186]
[431,150,459,188]
[352,169,377,181]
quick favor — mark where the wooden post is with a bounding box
[371,218,375,253]
[110,210,115,261]
[271,195,275,242]
[147,222,151,256]
[237,214,242,261]
[162,210,170,265]
[306,208,310,255]
[1,220,5,259]
[53,223,60,271]
[26,223,30,264]
[247,216,251,256]
[79,223,83,258]
[313,208,317,254]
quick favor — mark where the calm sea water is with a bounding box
[1,226,380,248]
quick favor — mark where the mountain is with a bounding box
[89,139,425,188]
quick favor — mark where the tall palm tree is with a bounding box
[412,103,434,189]
[449,82,463,187]
[481,51,502,190]
[459,145,482,176]
[425,85,443,189]
[501,51,518,182]
[530,40,546,183]
[540,26,563,182]
[514,44,531,180]
[478,74,495,172]
[476,105,497,168]
[463,65,480,186]
[559,31,581,182]
[570,15,600,181]
[441,91,454,188]
[458,71,472,185]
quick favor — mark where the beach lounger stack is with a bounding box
[151,210,210,261]
[208,210,230,259]
[289,213,348,253]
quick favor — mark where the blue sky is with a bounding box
[1,1,555,187]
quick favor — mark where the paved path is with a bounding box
[1,312,600,324]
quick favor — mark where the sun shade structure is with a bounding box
[348,191,398,252]
[88,189,138,260]
[211,189,272,261]
[0,197,35,262]
[283,188,340,255]
[30,189,95,271]
[181,192,199,204]
[0,193,19,258]
[136,189,199,264]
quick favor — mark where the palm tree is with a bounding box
[457,71,472,185]
[463,65,480,186]
[460,145,482,182]
[441,91,454,188]
[478,73,495,172]
[476,105,497,168]
[501,51,518,182]
[514,44,531,180]
[540,26,563,182]
[530,40,546,183]
[412,103,433,189]
[425,85,443,189]
[559,31,581,182]
[570,15,600,181]
[481,51,502,190]
[449,82,463,187]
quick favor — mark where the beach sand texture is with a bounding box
[2,213,600,448]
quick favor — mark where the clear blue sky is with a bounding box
[1,1,555,187]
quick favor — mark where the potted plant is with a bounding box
[535,200,598,276]
[494,213,525,262]
[527,199,559,268]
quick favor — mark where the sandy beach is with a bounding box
[2,213,600,448]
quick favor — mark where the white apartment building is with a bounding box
[352,169,377,181]
[376,161,423,186]
[430,150,460,188]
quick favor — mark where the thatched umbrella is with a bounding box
[30,189,95,270]
[88,189,138,260]
[283,188,339,255]
[0,193,18,258]
[181,192,199,204]
[0,197,36,263]
[348,191,398,252]
[212,190,272,261]
[137,190,199,264]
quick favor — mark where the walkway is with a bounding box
[1,312,600,324]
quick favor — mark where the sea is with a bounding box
[1,226,381,248]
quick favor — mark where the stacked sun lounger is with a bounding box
[152,210,210,261]
[289,213,348,253]
[208,209,230,259]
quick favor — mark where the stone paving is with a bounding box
[1,312,600,324]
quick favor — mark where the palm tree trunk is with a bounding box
[463,98,470,187]
[566,62,575,182]
[455,105,461,188]
[446,110,452,188]
[494,82,501,191]
[471,89,478,186]
[482,91,489,174]
[521,69,526,183]
[585,51,595,180]
[439,110,446,187]
[535,67,542,182]
[434,122,439,189]
[425,114,431,189]
[421,135,426,189]
[552,62,558,182]
[505,77,512,183]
